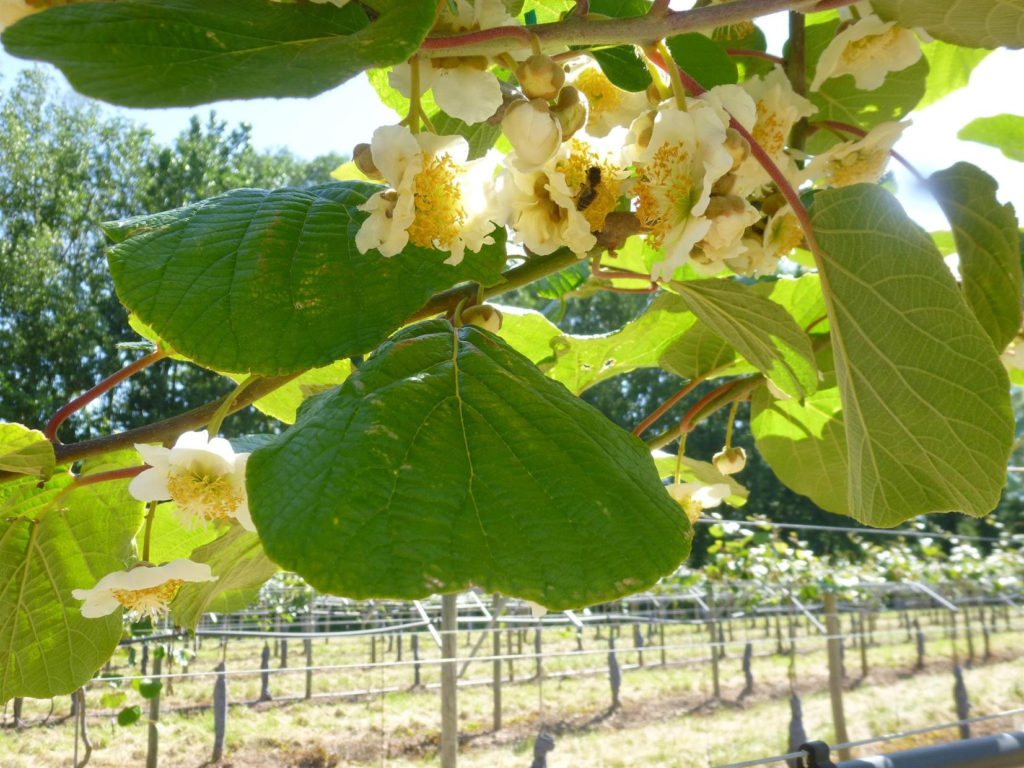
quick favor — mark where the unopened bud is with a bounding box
[761,191,786,217]
[704,194,748,220]
[461,304,503,333]
[551,86,587,140]
[645,82,665,106]
[711,172,738,196]
[352,142,382,180]
[713,446,747,475]
[516,54,565,101]
[724,128,750,171]
[502,98,562,169]
[628,110,657,151]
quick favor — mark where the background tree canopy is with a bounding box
[0,69,345,441]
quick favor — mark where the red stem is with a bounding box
[726,48,786,64]
[418,24,533,50]
[680,378,747,433]
[633,378,703,437]
[45,350,167,444]
[74,466,147,488]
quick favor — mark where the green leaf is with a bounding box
[169,527,279,630]
[493,305,562,365]
[430,111,503,161]
[871,0,1024,49]
[1,0,436,107]
[145,503,223,565]
[666,33,738,89]
[0,423,55,479]
[593,46,652,92]
[137,679,162,700]
[668,279,818,399]
[521,0,574,23]
[810,184,1014,526]
[248,319,692,610]
[751,386,850,516]
[106,181,506,375]
[227,362,352,424]
[117,705,142,726]
[546,293,735,395]
[918,41,990,109]
[958,114,1024,162]
[100,690,127,709]
[806,19,927,153]
[929,163,1023,350]
[0,475,143,702]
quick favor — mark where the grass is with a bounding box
[2,607,1022,767]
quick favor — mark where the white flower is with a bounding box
[810,14,922,92]
[502,99,563,171]
[629,103,734,280]
[72,559,217,620]
[734,68,816,194]
[499,137,624,256]
[666,481,730,524]
[356,125,501,265]
[692,194,762,274]
[390,61,503,125]
[130,430,253,531]
[802,121,908,188]
[571,65,651,139]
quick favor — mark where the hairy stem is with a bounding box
[417,0,856,58]
[44,349,167,443]
[632,378,704,438]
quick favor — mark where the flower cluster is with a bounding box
[352,2,916,283]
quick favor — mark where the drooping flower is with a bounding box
[499,137,624,256]
[356,125,501,265]
[667,481,730,524]
[130,430,253,532]
[802,121,908,188]
[628,103,735,279]
[810,14,922,92]
[72,559,217,620]
[691,194,762,275]
[571,65,651,139]
[501,99,563,171]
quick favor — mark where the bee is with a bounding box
[575,166,602,211]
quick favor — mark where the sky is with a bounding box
[1,12,1022,233]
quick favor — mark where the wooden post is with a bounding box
[858,614,868,680]
[280,637,288,669]
[953,665,970,739]
[980,606,991,661]
[787,695,808,768]
[914,618,926,670]
[412,634,421,687]
[259,643,272,702]
[440,593,458,768]
[950,610,961,667]
[304,614,314,700]
[506,629,514,682]
[740,641,753,698]
[660,623,667,667]
[708,617,720,699]
[963,605,975,666]
[146,651,162,768]
[534,626,543,680]
[633,623,644,667]
[212,663,227,763]
[608,636,621,710]
[492,609,502,732]
[141,644,149,676]
[371,633,377,665]
[823,592,850,761]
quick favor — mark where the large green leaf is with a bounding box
[170,527,278,630]
[0,423,55,480]
[247,319,692,610]
[546,293,735,394]
[226,362,352,424]
[751,386,850,516]
[918,41,990,109]
[668,279,818,399]
[810,184,1014,526]
[493,305,562,365]
[929,163,1022,351]
[1,0,436,107]
[872,0,1024,49]
[958,114,1024,162]
[806,19,927,153]
[666,33,738,89]
[106,181,506,375]
[0,475,142,702]
[145,503,223,565]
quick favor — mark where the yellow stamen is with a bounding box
[826,147,889,187]
[841,26,901,68]
[768,212,804,256]
[557,141,617,232]
[576,69,623,125]
[167,470,243,527]
[635,141,696,247]
[408,153,465,250]
[112,579,185,619]
[753,99,786,158]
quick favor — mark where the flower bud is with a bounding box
[551,86,587,140]
[352,142,383,180]
[516,54,565,101]
[723,127,750,171]
[713,446,747,475]
[461,304,503,333]
[502,98,562,169]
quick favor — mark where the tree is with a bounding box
[1,0,1022,710]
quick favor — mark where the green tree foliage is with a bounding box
[0,70,344,440]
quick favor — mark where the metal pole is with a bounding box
[824,592,851,761]
[836,731,1024,767]
[441,593,458,768]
